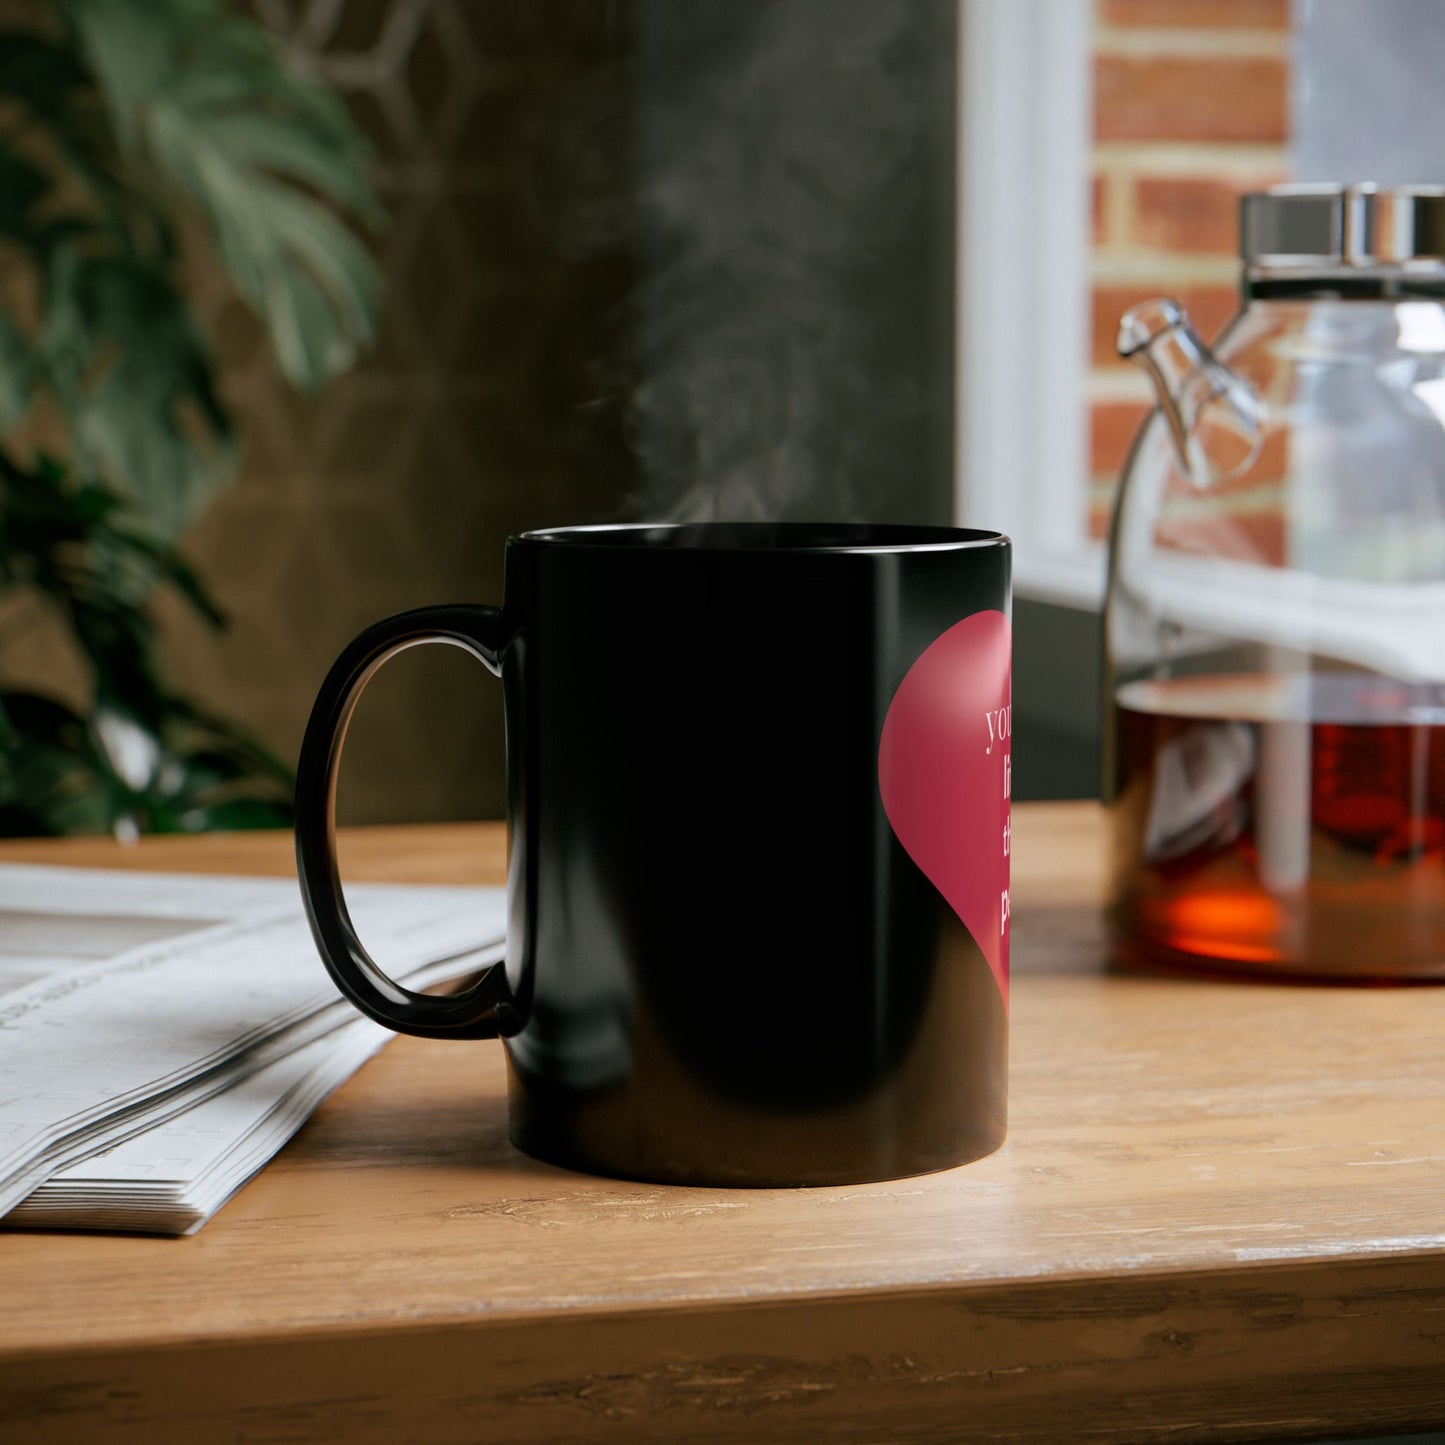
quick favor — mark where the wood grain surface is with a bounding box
[2,803,1444,1443]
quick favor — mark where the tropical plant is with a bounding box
[0,0,380,835]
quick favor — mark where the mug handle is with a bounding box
[295,605,510,1040]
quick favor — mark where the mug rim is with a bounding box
[514,522,1009,554]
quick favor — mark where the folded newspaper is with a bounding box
[0,864,505,1235]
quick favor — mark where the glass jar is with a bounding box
[1105,184,1445,980]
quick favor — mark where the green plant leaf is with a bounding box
[0,0,359,837]
[167,698,295,785]
[0,315,32,427]
[0,454,227,751]
[0,673,296,838]
[0,689,115,836]
[107,524,225,626]
[36,248,235,537]
[64,0,382,392]
[0,30,160,258]
[0,33,89,117]
[0,149,51,246]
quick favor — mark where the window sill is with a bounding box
[1013,542,1107,612]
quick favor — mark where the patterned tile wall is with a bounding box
[0,0,954,830]
[160,0,638,825]
[157,0,957,828]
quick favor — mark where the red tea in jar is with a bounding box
[1109,673,1445,980]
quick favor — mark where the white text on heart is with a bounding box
[984,704,1012,756]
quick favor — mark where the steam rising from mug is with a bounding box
[551,0,956,524]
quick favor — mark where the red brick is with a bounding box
[1155,507,1286,565]
[1095,55,1287,143]
[1134,176,1257,255]
[1101,0,1289,28]
[1091,399,1152,477]
[1092,175,1108,246]
[1226,426,1288,490]
[1091,283,1240,369]
[1154,429,1290,497]
[1094,415,1288,501]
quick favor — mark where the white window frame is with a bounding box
[956,0,1104,610]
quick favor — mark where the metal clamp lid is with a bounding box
[1241,184,1445,270]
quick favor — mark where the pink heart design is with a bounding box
[878,610,1011,1007]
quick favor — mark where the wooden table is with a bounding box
[2,803,1443,1444]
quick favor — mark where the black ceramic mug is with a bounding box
[296,523,1011,1187]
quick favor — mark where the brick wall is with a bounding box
[1088,0,1291,538]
